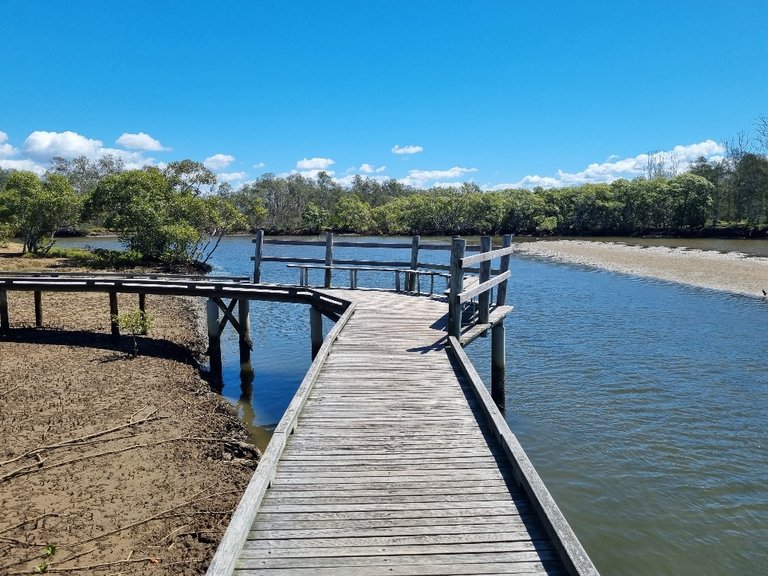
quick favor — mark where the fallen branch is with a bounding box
[70,487,237,547]
[46,556,163,572]
[0,513,61,536]
[0,409,164,468]
[1,436,257,483]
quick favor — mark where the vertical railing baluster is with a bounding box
[448,237,466,339]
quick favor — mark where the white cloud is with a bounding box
[392,144,423,155]
[204,153,235,170]
[0,131,17,159]
[116,132,169,151]
[492,139,727,190]
[253,162,266,169]
[218,171,247,183]
[398,166,478,187]
[22,130,104,160]
[359,163,386,174]
[296,157,335,170]
[0,158,46,175]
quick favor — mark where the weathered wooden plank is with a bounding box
[458,270,512,304]
[238,540,547,559]
[246,513,530,531]
[460,243,516,267]
[241,531,551,550]
[235,560,556,576]
[247,520,527,540]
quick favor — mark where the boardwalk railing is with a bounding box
[448,335,599,576]
[0,274,350,383]
[252,230,483,292]
[206,301,357,576]
[448,234,515,407]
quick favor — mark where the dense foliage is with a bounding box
[1,126,767,261]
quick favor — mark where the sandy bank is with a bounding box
[514,240,768,298]
[0,247,257,575]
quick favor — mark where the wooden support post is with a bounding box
[478,235,492,326]
[109,292,120,337]
[324,231,334,288]
[34,291,43,327]
[0,290,9,333]
[238,298,253,381]
[409,235,420,292]
[448,237,466,339]
[253,229,264,284]
[497,234,513,306]
[491,321,506,412]
[395,271,401,292]
[138,293,147,334]
[207,298,222,383]
[310,306,323,359]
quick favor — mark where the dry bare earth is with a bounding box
[0,246,257,575]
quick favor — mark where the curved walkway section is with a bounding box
[210,290,597,576]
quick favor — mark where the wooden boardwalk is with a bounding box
[212,289,597,576]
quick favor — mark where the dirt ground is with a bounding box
[0,245,258,575]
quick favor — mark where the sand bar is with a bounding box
[514,240,768,298]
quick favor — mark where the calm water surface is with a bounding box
[58,235,768,575]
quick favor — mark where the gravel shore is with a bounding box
[514,240,768,298]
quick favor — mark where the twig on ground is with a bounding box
[1,436,256,482]
[0,513,61,536]
[45,556,164,572]
[0,409,163,468]
[0,384,22,399]
[69,487,237,546]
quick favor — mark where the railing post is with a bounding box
[408,235,420,292]
[252,229,264,284]
[491,322,506,412]
[34,291,43,328]
[310,306,323,359]
[496,234,513,306]
[109,292,120,338]
[0,290,9,333]
[138,293,147,334]
[324,231,334,288]
[478,235,492,325]
[448,237,466,339]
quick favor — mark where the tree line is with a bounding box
[1,126,766,264]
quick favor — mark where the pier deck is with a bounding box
[212,289,596,576]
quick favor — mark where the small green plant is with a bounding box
[113,309,153,357]
[34,544,57,573]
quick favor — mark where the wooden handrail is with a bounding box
[448,336,599,576]
[458,270,511,304]
[460,243,515,267]
[206,302,356,576]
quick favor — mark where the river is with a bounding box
[57,235,768,575]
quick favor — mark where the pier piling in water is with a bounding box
[207,298,222,382]
[310,306,323,359]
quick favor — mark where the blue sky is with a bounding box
[1,1,766,189]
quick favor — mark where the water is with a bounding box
[56,235,768,575]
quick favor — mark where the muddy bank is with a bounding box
[0,248,257,575]
[514,240,768,298]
